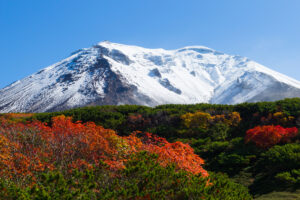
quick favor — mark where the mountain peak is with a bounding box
[1,42,300,113]
[97,40,113,45]
[177,45,215,51]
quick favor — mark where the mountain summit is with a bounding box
[1,41,300,113]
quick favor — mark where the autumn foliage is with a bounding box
[260,112,295,126]
[245,125,298,148]
[127,132,208,176]
[0,115,207,182]
[181,111,241,129]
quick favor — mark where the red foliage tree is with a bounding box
[245,125,298,148]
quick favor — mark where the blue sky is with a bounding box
[1,0,300,88]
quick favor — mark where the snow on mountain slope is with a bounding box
[1,41,300,113]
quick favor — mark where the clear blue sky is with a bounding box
[1,0,300,88]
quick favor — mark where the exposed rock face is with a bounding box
[1,41,300,113]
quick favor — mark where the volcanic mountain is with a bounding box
[1,41,300,113]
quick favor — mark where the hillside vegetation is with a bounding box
[2,98,300,199]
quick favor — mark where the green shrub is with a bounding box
[0,152,252,200]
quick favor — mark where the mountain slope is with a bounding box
[1,41,300,113]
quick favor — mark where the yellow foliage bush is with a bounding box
[181,112,211,129]
[181,111,241,129]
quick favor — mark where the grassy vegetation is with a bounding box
[2,98,300,199]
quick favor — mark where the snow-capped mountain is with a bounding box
[1,41,300,113]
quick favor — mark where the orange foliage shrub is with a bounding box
[0,134,14,175]
[245,125,298,148]
[0,115,208,180]
[128,132,208,176]
[150,141,207,176]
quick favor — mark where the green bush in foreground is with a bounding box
[0,152,251,200]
